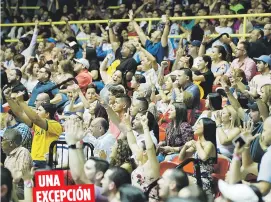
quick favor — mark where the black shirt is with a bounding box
[116,57,138,74]
[249,40,268,58]
[195,69,215,99]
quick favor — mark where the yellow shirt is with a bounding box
[31,120,62,161]
[107,60,121,76]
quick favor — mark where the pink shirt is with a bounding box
[226,57,256,81]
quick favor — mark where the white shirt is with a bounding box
[83,131,116,162]
[133,130,158,146]
[250,74,271,95]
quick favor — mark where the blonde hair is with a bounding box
[224,105,240,128]
[261,84,271,103]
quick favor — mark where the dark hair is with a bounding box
[181,68,193,81]
[1,166,13,201]
[168,169,189,191]
[115,94,132,110]
[7,46,17,55]
[41,67,51,80]
[99,118,109,132]
[186,55,194,69]
[214,45,228,61]
[239,41,250,53]
[60,60,74,74]
[134,74,146,84]
[13,54,25,65]
[178,185,208,202]
[202,55,212,69]
[13,69,22,81]
[207,93,222,110]
[108,84,125,95]
[136,97,149,112]
[19,37,31,49]
[88,157,109,174]
[40,103,57,120]
[94,103,108,123]
[119,184,147,202]
[108,167,131,189]
[201,118,217,162]
[172,102,187,126]
[27,62,40,75]
[85,47,99,72]
[87,84,98,94]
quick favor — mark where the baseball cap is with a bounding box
[254,55,271,67]
[188,40,201,47]
[247,102,259,111]
[74,58,90,69]
[218,180,260,202]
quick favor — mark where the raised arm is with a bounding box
[99,56,112,85]
[16,92,47,129]
[65,116,90,184]
[3,88,32,127]
[222,80,245,121]
[129,10,147,46]
[141,114,159,175]
[136,42,158,71]
[161,16,170,48]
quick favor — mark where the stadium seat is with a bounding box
[159,127,166,142]
[172,156,194,175]
[160,161,178,176]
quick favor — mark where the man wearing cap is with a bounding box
[251,55,271,95]
[187,40,201,59]
[74,58,92,94]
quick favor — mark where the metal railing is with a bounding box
[1,13,270,43]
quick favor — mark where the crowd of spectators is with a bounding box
[1,0,271,202]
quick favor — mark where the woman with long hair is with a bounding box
[215,105,241,158]
[195,92,222,125]
[179,117,217,196]
[210,45,230,85]
[157,102,194,162]
[110,138,136,173]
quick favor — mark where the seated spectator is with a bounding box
[28,67,59,107]
[74,58,92,94]
[225,41,257,81]
[2,128,32,199]
[157,102,193,162]
[179,118,217,196]
[3,109,32,151]
[83,117,116,162]
[249,29,268,58]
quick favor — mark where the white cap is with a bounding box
[218,180,260,202]
[74,58,90,69]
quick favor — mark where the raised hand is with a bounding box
[3,87,12,99]
[16,91,25,102]
[245,80,258,98]
[140,114,149,129]
[128,10,134,21]
[64,115,86,145]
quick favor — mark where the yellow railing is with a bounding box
[1,13,270,43]
[10,6,120,9]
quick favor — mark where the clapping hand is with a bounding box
[214,110,222,125]
[3,87,12,99]
[16,91,25,102]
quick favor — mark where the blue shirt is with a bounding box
[257,146,271,183]
[184,82,200,110]
[145,39,166,64]
[28,81,59,107]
